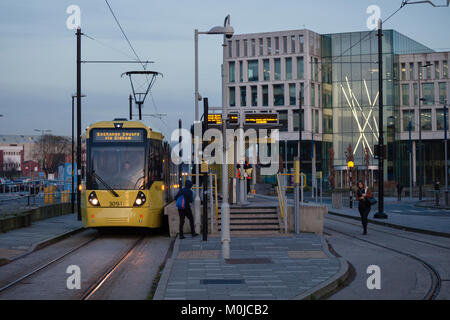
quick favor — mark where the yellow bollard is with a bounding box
[44,187,48,204]
[294,158,300,185]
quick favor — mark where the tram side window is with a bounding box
[149,140,162,184]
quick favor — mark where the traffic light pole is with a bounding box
[375,20,387,219]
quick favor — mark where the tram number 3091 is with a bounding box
[109,201,123,207]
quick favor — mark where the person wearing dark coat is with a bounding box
[176,179,198,239]
[356,180,372,235]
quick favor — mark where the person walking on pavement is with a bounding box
[356,180,372,235]
[176,179,199,239]
[435,180,441,206]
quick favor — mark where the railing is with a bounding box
[0,180,71,217]
[276,174,288,233]
[182,172,219,221]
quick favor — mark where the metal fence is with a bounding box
[0,180,73,217]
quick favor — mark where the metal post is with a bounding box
[209,169,214,233]
[202,97,209,241]
[129,94,133,120]
[221,16,231,259]
[418,73,423,200]
[179,119,182,186]
[76,27,82,221]
[445,99,448,205]
[194,28,201,234]
[374,19,387,219]
[349,167,353,208]
[409,119,413,200]
[294,157,300,234]
[71,96,75,214]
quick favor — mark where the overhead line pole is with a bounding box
[76,27,82,221]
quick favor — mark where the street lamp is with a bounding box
[348,161,354,208]
[71,94,86,214]
[194,17,234,248]
[34,129,52,176]
[418,62,432,200]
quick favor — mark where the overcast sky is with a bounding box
[0,0,449,139]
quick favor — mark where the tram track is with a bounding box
[324,217,442,300]
[0,232,146,299]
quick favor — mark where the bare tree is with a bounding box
[345,144,354,187]
[33,135,71,175]
[364,146,370,186]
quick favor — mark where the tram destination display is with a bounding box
[92,129,145,142]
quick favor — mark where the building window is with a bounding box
[240,86,247,107]
[278,110,288,131]
[422,83,434,105]
[311,83,315,107]
[274,58,281,80]
[229,62,235,83]
[239,61,243,82]
[293,109,304,131]
[413,83,418,106]
[409,62,414,80]
[444,60,448,78]
[236,40,240,57]
[314,57,318,81]
[283,36,287,54]
[259,38,263,56]
[228,41,232,58]
[289,83,296,106]
[229,87,235,107]
[243,39,248,57]
[297,57,304,79]
[251,86,257,107]
[300,82,305,105]
[402,84,409,106]
[426,61,431,79]
[290,35,295,53]
[262,85,268,106]
[247,60,259,82]
[263,59,270,81]
[275,37,279,54]
[402,110,415,131]
[273,84,284,106]
[439,82,447,104]
[285,57,292,80]
[437,109,447,130]
[435,61,440,79]
[267,38,271,55]
[401,63,406,80]
[251,39,256,56]
[420,109,432,131]
[299,35,304,53]
[314,109,319,133]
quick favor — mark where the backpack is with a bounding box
[176,191,185,210]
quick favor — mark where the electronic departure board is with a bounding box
[207,114,239,125]
[92,129,145,142]
[244,113,278,124]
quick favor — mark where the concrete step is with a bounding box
[218,214,278,219]
[211,230,281,236]
[219,207,277,213]
[219,225,280,231]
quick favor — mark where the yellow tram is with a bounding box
[81,119,174,229]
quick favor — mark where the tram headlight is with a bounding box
[134,191,146,207]
[88,191,100,206]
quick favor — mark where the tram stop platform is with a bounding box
[0,213,82,265]
[154,233,348,300]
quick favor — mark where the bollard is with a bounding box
[294,158,300,234]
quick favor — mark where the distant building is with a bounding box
[0,135,40,161]
[0,145,24,173]
[224,28,449,188]
[22,160,41,177]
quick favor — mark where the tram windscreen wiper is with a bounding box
[91,171,119,197]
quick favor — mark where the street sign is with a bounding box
[244,113,278,124]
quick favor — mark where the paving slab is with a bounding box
[0,213,82,263]
[154,233,348,300]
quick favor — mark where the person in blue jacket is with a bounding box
[176,179,199,239]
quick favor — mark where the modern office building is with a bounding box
[224,28,449,191]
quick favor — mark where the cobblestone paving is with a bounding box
[159,234,341,300]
